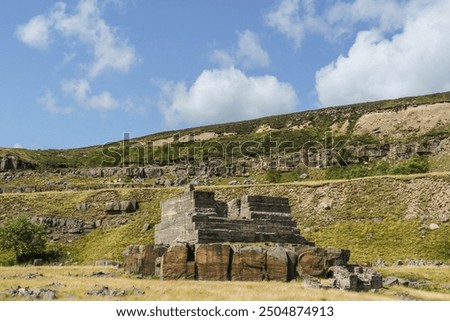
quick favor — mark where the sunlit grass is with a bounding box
[0,266,449,301]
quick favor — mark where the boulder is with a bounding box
[266,247,288,281]
[195,244,231,281]
[106,200,138,214]
[326,247,350,266]
[429,223,439,230]
[140,245,167,277]
[328,266,382,291]
[231,246,265,281]
[123,244,167,277]
[76,202,88,212]
[297,248,327,277]
[122,245,141,274]
[105,202,121,213]
[161,243,192,280]
[296,247,350,277]
[120,200,138,212]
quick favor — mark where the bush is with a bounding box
[266,168,282,183]
[325,164,369,180]
[389,156,429,175]
[0,215,47,262]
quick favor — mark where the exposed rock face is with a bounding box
[31,215,130,243]
[195,244,231,281]
[0,155,35,171]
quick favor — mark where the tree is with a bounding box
[0,215,47,262]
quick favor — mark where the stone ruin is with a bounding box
[123,187,382,291]
[154,186,309,245]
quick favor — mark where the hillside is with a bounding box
[0,91,450,266]
[1,91,450,172]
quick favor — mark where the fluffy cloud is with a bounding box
[236,30,270,69]
[62,78,118,110]
[264,0,303,48]
[51,1,138,78]
[210,30,269,69]
[38,91,73,114]
[159,67,298,127]
[15,15,51,50]
[316,0,450,106]
[17,0,138,78]
[17,0,136,114]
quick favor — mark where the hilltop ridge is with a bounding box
[0,91,449,266]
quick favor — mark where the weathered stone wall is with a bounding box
[154,190,309,245]
[155,191,217,245]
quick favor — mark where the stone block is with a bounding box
[161,243,192,280]
[326,247,350,266]
[231,246,266,281]
[266,247,288,281]
[297,248,327,277]
[195,244,231,281]
[123,244,167,276]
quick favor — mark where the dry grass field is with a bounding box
[0,265,448,301]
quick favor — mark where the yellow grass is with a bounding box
[0,266,449,301]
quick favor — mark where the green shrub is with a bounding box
[266,168,282,183]
[389,156,429,175]
[325,164,369,180]
[0,215,47,262]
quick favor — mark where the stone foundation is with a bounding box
[124,243,351,281]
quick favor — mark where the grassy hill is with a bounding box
[1,91,450,266]
[2,91,450,169]
[0,175,448,265]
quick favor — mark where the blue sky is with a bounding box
[2,0,450,149]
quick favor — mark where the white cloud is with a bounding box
[210,30,270,69]
[15,15,51,50]
[62,78,90,102]
[86,91,119,110]
[316,0,450,106]
[38,91,73,114]
[264,0,303,48]
[326,0,406,33]
[209,50,234,68]
[62,78,118,110]
[50,0,138,78]
[159,67,298,128]
[17,0,136,114]
[13,143,23,149]
[236,30,270,69]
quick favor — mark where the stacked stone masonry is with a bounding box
[123,189,382,291]
[154,189,309,245]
